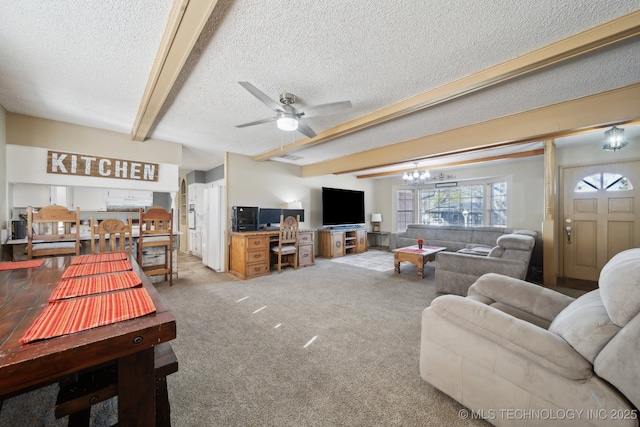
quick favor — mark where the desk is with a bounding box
[0,254,176,426]
[229,230,315,279]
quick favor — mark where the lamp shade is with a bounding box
[288,201,303,209]
[371,213,382,222]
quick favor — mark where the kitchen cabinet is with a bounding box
[189,229,202,257]
[74,187,107,211]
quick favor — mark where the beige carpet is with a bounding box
[0,254,488,427]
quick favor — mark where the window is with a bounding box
[419,185,483,226]
[574,173,633,193]
[396,189,414,232]
[489,182,507,227]
[396,181,507,229]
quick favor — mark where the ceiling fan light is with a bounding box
[277,113,298,131]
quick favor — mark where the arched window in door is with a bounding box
[574,173,634,193]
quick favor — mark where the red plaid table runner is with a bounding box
[62,260,133,278]
[0,259,45,271]
[21,287,156,344]
[50,271,143,301]
[71,253,128,265]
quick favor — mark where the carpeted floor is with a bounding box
[1,251,580,426]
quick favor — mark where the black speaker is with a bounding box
[11,220,26,240]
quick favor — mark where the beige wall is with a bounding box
[227,153,376,231]
[5,114,182,193]
[7,114,182,165]
[0,106,6,232]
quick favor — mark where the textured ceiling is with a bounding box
[1,0,639,176]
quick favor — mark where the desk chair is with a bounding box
[270,215,299,273]
[27,205,81,259]
[90,217,133,254]
[138,207,174,286]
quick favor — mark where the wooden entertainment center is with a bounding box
[318,228,367,258]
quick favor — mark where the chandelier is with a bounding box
[602,126,628,151]
[403,163,430,186]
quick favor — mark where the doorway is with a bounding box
[560,160,639,281]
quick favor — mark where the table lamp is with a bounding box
[371,213,382,232]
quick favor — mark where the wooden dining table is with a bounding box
[0,254,176,427]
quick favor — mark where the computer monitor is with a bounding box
[258,208,283,227]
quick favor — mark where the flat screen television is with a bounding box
[322,187,365,226]
[258,208,283,226]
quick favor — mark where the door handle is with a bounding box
[564,218,573,244]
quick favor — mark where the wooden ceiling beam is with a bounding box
[355,149,544,179]
[253,10,640,162]
[300,83,640,177]
[131,0,219,142]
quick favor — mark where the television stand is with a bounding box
[318,228,367,258]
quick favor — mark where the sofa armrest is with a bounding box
[436,251,528,279]
[430,295,593,380]
[468,273,575,322]
[389,233,399,249]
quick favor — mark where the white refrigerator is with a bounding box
[201,181,226,272]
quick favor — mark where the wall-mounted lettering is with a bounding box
[47,151,159,182]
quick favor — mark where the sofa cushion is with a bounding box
[549,290,620,363]
[598,248,640,327]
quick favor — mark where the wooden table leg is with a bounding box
[394,254,401,274]
[118,347,155,427]
[417,257,425,279]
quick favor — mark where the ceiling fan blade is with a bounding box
[296,118,317,138]
[235,116,277,128]
[301,100,352,118]
[238,82,285,113]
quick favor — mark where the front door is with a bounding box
[561,160,639,281]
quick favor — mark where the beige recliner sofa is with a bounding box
[420,248,640,427]
[435,233,536,296]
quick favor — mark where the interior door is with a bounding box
[561,160,639,281]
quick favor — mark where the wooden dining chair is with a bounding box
[27,205,81,259]
[89,217,133,254]
[270,215,299,273]
[138,206,174,286]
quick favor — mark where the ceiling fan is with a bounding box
[235,81,352,138]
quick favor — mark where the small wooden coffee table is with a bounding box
[392,245,447,279]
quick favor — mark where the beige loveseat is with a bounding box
[435,232,536,296]
[420,248,640,427]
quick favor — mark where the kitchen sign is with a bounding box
[47,151,159,182]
